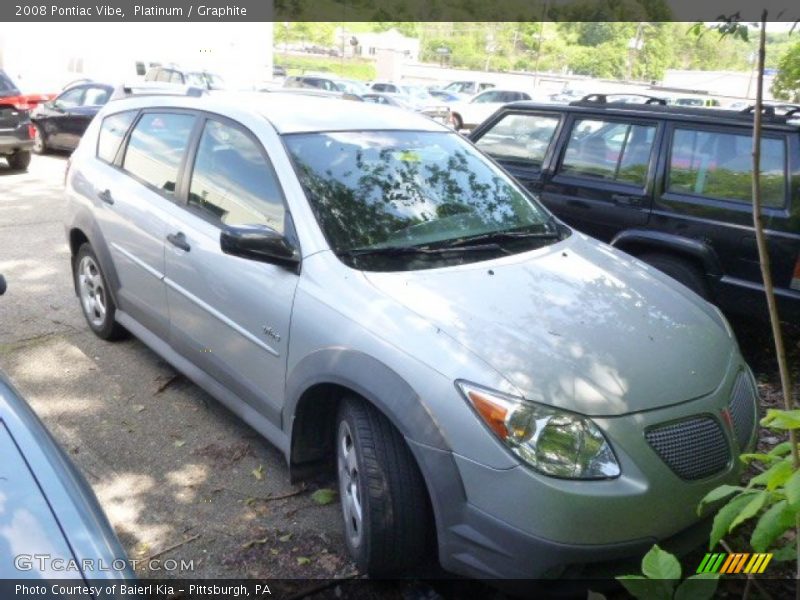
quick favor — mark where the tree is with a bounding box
[772,40,800,103]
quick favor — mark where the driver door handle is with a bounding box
[166,232,191,252]
[612,194,644,207]
[97,189,114,205]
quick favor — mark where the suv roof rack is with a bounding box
[571,93,667,106]
[110,83,207,101]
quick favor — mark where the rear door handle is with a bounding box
[612,194,644,207]
[97,189,114,205]
[166,232,190,252]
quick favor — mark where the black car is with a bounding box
[470,95,800,323]
[31,82,113,154]
[0,70,34,170]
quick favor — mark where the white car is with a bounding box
[449,89,532,130]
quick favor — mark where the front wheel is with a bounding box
[336,396,431,576]
[640,253,710,300]
[74,244,127,340]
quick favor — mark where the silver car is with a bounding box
[64,89,757,579]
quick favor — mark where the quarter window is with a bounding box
[122,113,196,196]
[188,120,285,232]
[97,111,136,164]
[668,128,786,207]
[475,113,559,169]
[560,119,655,186]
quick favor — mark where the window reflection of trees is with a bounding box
[287,132,549,251]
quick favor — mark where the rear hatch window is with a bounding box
[0,71,20,98]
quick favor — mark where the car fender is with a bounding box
[66,203,122,306]
[611,229,723,278]
[285,347,449,452]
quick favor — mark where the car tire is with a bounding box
[7,150,31,171]
[640,253,710,300]
[335,396,430,576]
[74,244,127,340]
[32,124,47,155]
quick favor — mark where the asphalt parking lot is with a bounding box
[0,154,356,581]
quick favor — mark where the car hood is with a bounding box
[363,234,734,417]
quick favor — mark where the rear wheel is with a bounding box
[7,150,31,171]
[336,396,430,576]
[74,244,127,340]
[640,253,710,299]
[32,123,47,154]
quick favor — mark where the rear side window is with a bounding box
[122,113,196,196]
[97,111,137,163]
[668,128,786,207]
[188,120,285,232]
[559,118,656,186]
[475,113,560,169]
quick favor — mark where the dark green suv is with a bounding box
[470,96,800,323]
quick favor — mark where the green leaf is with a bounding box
[674,573,720,600]
[616,576,673,600]
[641,544,681,580]
[768,441,794,457]
[709,491,758,549]
[785,469,800,508]
[740,453,780,465]
[762,409,800,430]
[697,485,744,515]
[311,488,337,505]
[749,459,793,490]
[252,465,264,480]
[750,500,797,552]
[772,544,796,562]
[296,556,311,566]
[730,490,769,531]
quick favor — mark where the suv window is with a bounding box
[156,70,171,83]
[668,127,786,207]
[83,86,110,106]
[0,71,18,94]
[97,111,137,164]
[188,120,285,232]
[56,87,85,109]
[122,112,196,196]
[475,113,560,169]
[559,118,655,186]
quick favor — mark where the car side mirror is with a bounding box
[0,275,6,296]
[220,225,300,270]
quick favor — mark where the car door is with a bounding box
[540,113,660,241]
[655,121,799,302]
[163,115,299,425]
[40,86,86,149]
[61,85,111,150]
[91,109,198,340]
[472,110,564,193]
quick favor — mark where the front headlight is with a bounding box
[456,381,620,479]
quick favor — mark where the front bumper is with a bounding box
[410,362,755,579]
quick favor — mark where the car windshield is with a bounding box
[284,130,564,271]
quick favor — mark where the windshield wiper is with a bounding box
[442,228,562,249]
[339,243,507,258]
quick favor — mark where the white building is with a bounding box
[0,23,273,93]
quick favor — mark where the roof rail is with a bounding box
[572,93,667,106]
[739,104,776,118]
[110,83,207,101]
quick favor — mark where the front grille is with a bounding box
[646,417,730,480]
[729,371,757,449]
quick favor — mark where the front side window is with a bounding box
[559,118,656,186]
[473,91,500,104]
[122,112,196,196]
[188,120,285,232]
[284,130,563,271]
[475,113,560,169]
[668,128,786,207]
[56,87,85,109]
[83,86,110,106]
[97,111,137,163]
